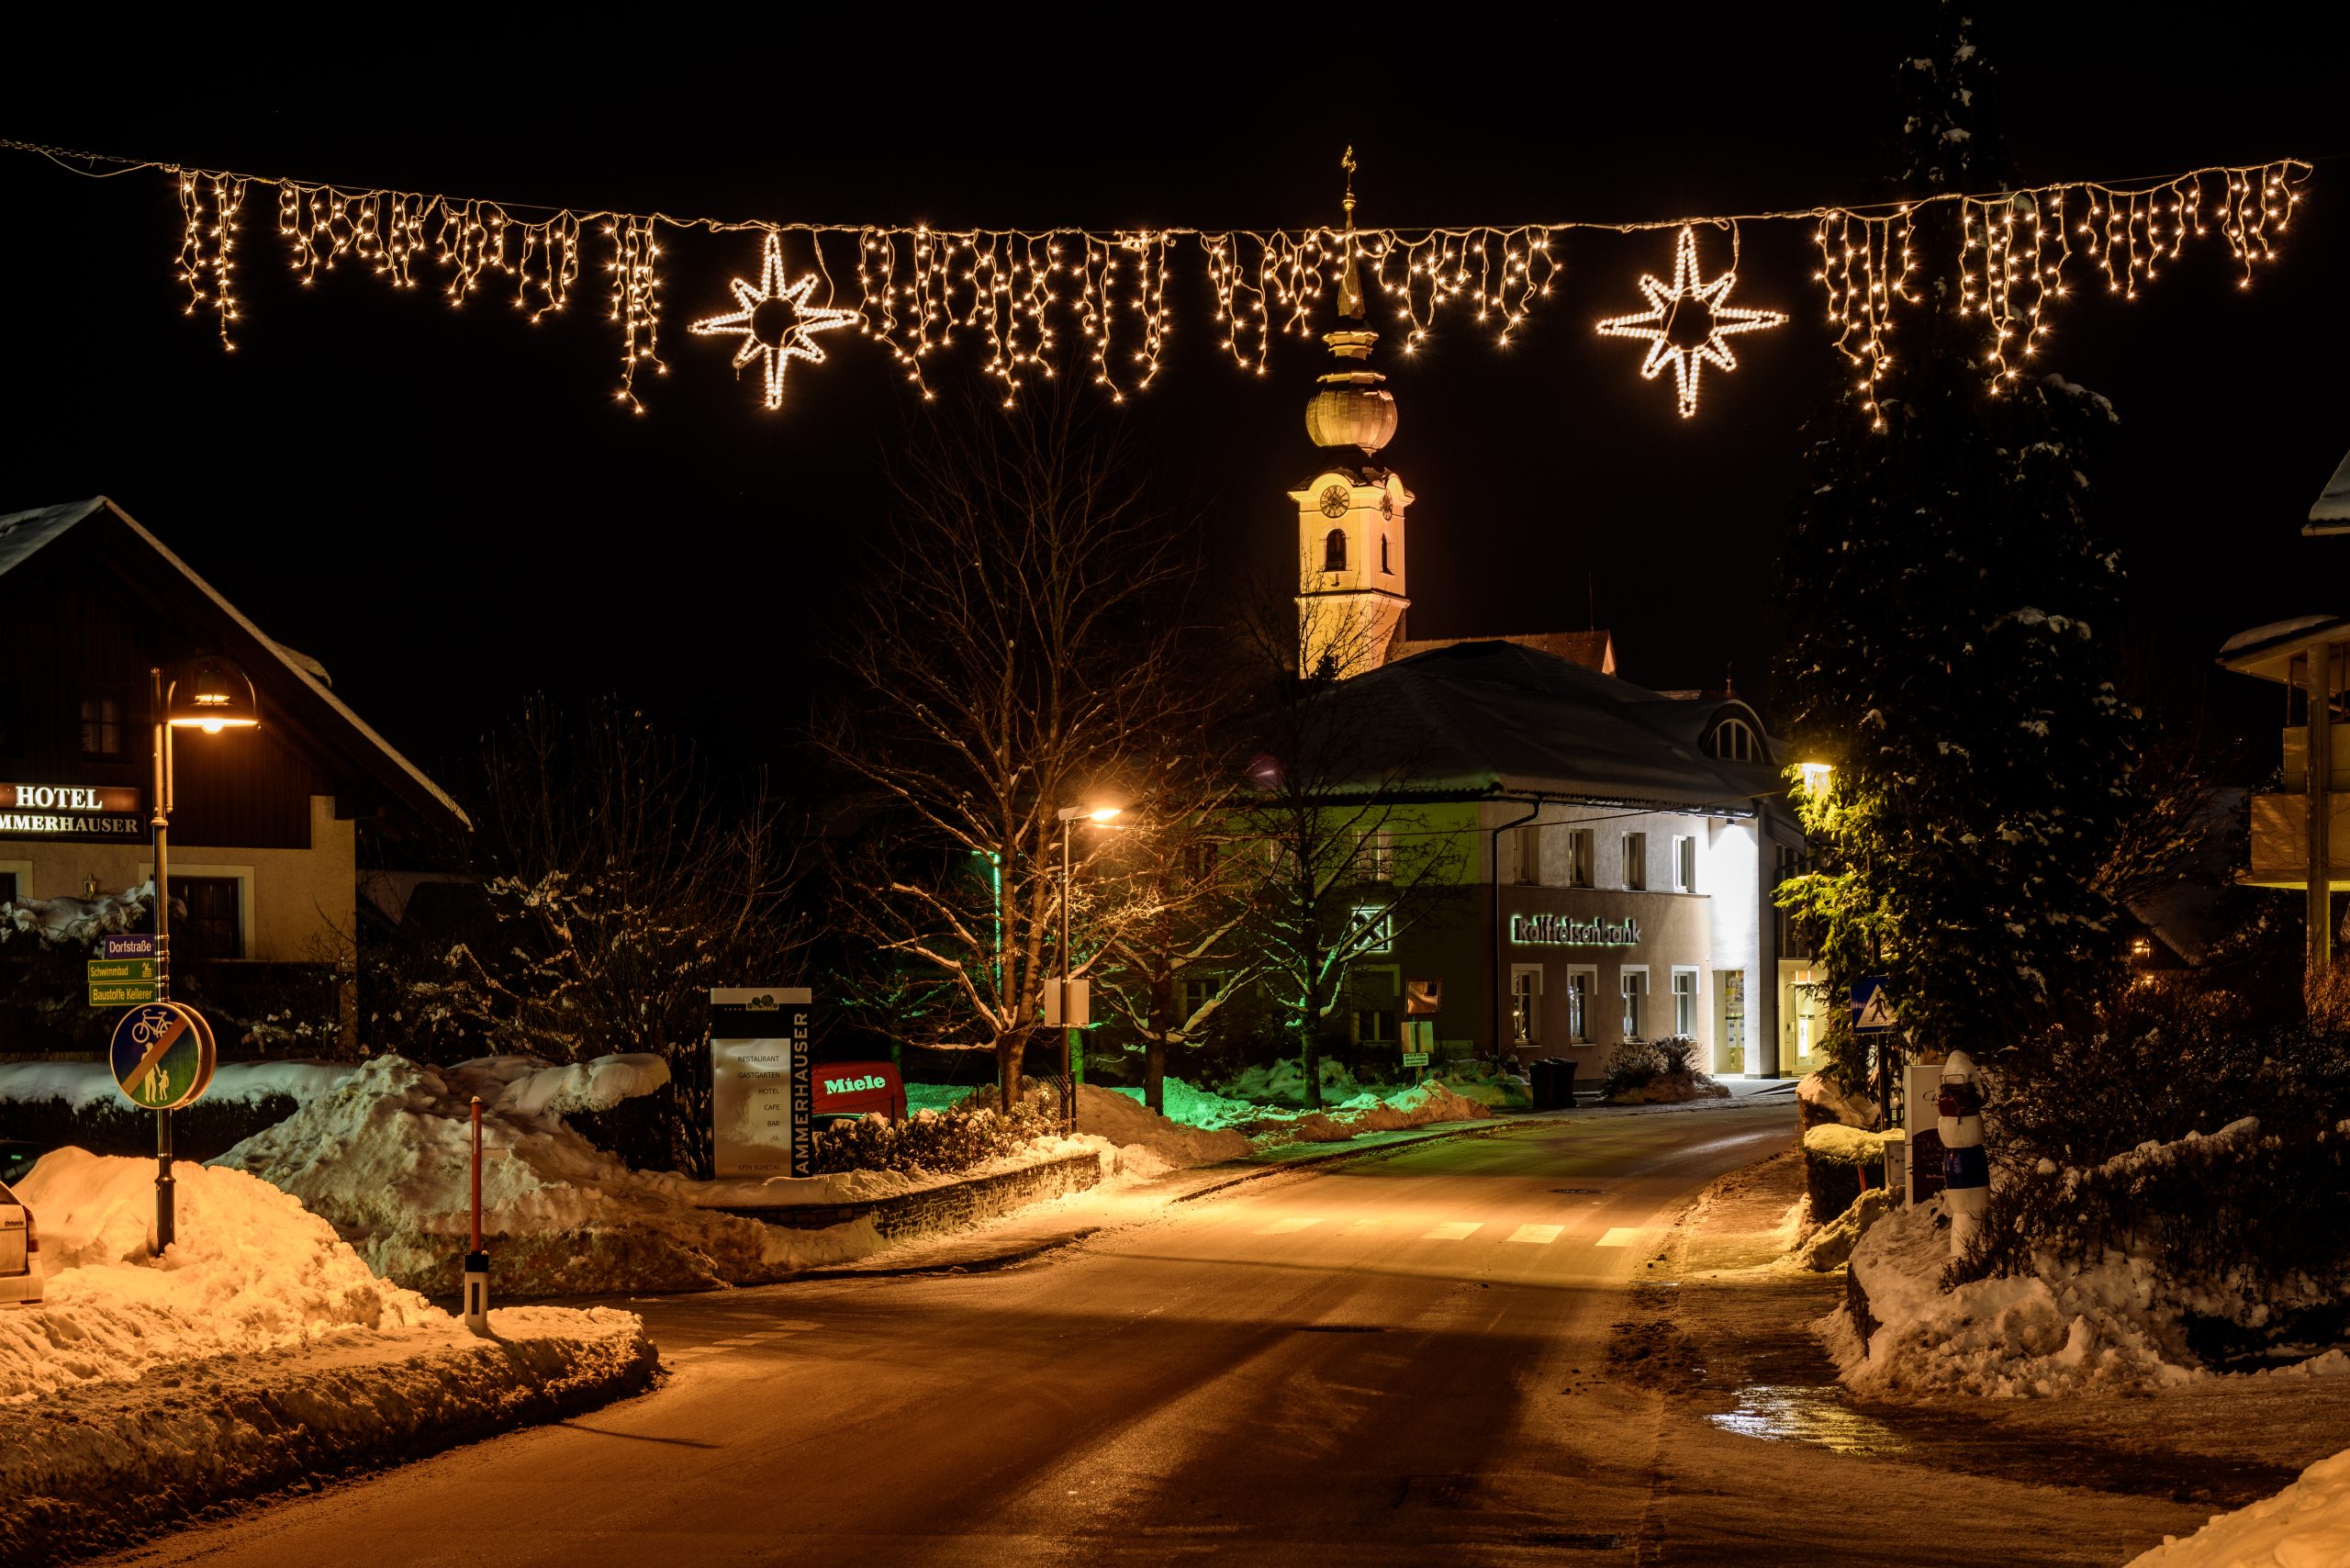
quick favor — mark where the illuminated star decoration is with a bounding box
[689,231,859,409]
[1595,225,1786,419]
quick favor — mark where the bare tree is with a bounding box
[418,697,806,1175]
[820,391,1205,1110]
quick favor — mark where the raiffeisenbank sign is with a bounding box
[1508,913,1642,947]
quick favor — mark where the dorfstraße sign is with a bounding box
[0,782,143,841]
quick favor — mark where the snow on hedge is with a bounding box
[2126,1446,2350,1566]
[213,1054,879,1295]
[0,1058,357,1110]
[1077,1083,1252,1169]
[1,1149,443,1401]
[1256,1081,1492,1145]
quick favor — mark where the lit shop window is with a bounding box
[1510,966,1542,1046]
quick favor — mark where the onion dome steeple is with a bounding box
[1304,148,1398,455]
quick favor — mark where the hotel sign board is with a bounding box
[709,986,813,1180]
[0,783,144,841]
[1508,913,1642,947]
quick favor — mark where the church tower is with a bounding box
[1289,156,1412,680]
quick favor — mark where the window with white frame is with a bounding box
[1514,823,1543,885]
[1620,966,1648,1040]
[1565,967,1596,1043]
[1707,717,1762,761]
[1354,829,1393,883]
[1672,969,1698,1037]
[1566,828,1595,888]
[1622,831,1647,890]
[1509,964,1543,1046]
[1350,904,1393,954]
[1673,834,1697,892]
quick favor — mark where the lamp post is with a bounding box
[149,655,258,1251]
[1054,803,1121,1130]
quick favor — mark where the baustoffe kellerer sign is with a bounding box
[709,987,813,1180]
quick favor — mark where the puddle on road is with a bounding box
[1706,1384,1911,1456]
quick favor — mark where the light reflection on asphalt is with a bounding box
[1707,1383,1913,1455]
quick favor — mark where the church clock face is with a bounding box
[1318,485,1349,519]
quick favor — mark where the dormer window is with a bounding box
[1324,529,1348,571]
[1707,717,1762,761]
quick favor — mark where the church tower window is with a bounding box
[1324,529,1348,572]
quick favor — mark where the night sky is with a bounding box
[5,9,2344,795]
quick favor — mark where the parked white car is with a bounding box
[0,1178,40,1305]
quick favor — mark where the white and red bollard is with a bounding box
[1937,1050,1989,1259]
[463,1094,491,1336]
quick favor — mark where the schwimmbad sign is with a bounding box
[709,986,812,1180]
[1507,913,1642,947]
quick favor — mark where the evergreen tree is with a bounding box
[1775,8,2137,1077]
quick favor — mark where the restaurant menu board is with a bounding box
[710,986,812,1179]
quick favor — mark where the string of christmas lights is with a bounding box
[3,140,2310,420]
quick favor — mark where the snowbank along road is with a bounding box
[99,1104,2199,1567]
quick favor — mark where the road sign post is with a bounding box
[108,998,216,1253]
[1851,975,1899,1131]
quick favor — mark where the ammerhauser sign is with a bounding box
[0,783,144,840]
[1509,913,1641,947]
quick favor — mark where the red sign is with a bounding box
[808,1061,905,1122]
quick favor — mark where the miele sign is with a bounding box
[0,783,144,839]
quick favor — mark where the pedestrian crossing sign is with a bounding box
[1850,977,1896,1035]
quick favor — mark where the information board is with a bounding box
[709,987,812,1179]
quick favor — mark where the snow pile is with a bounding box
[0,1058,356,1110]
[1259,1081,1491,1145]
[1,1149,442,1400]
[2126,1446,2350,1567]
[1438,1068,1534,1111]
[1077,1083,1253,1166]
[1798,1069,1878,1128]
[463,1052,670,1119]
[1788,1186,1888,1272]
[214,1054,879,1294]
[1824,1194,2200,1398]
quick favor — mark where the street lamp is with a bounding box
[1796,759,1835,794]
[1053,803,1122,1130]
[146,655,259,1252]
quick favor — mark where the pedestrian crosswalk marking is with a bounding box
[1422,1222,1483,1240]
[1258,1217,1322,1235]
[1505,1225,1564,1245]
[1595,1226,1643,1248]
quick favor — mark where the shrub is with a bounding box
[811,1092,1059,1176]
[1600,1036,1702,1101]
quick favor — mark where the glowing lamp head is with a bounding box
[166,655,259,732]
[1796,760,1834,794]
[1087,807,1122,823]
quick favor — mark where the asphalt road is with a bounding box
[100,1105,2196,1566]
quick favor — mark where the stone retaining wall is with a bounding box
[722,1150,1104,1239]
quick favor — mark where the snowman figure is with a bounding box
[1937,1049,1989,1260]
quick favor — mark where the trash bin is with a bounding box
[1528,1058,1554,1110]
[1554,1058,1578,1107]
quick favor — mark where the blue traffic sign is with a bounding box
[109,1002,217,1111]
[1851,976,1896,1035]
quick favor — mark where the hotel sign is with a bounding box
[0,783,144,841]
[1509,913,1642,947]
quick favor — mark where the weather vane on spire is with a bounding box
[1337,147,1364,319]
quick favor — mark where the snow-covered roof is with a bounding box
[1288,640,1782,812]
[2218,613,2350,683]
[0,497,468,830]
[2309,444,2350,533]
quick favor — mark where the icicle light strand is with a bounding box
[6,140,2310,418]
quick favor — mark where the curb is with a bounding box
[791,1226,1104,1281]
